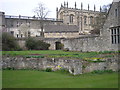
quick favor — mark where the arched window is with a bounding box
[84,16,87,25]
[69,14,74,23]
[90,16,93,25]
[60,12,63,20]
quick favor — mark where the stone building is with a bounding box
[0,14,64,38]
[0,12,80,38]
[1,0,120,51]
[61,0,120,51]
[44,25,79,38]
[56,2,104,34]
[0,2,106,38]
[44,0,120,51]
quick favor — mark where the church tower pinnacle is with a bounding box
[75,2,77,9]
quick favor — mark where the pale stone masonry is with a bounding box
[56,2,101,34]
[0,1,120,51]
[44,25,79,38]
[2,56,119,75]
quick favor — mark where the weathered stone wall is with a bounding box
[83,57,119,73]
[2,57,83,75]
[16,34,119,51]
[62,36,103,51]
[99,1,120,51]
[2,56,119,75]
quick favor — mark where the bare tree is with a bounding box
[90,12,107,34]
[34,2,50,37]
[101,4,111,13]
[90,4,111,34]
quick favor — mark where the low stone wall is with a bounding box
[82,58,118,73]
[2,56,119,75]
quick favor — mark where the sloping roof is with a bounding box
[44,25,79,33]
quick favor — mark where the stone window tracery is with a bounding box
[84,16,87,25]
[69,14,74,23]
[90,16,93,25]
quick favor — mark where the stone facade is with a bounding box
[56,2,101,34]
[2,56,119,75]
[60,1,120,51]
[2,15,63,38]
[1,13,79,38]
[44,25,79,38]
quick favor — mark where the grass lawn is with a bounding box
[2,50,118,59]
[2,70,118,88]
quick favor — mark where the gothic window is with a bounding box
[90,16,93,25]
[111,27,120,44]
[60,12,63,20]
[115,9,118,17]
[70,14,74,23]
[84,16,87,25]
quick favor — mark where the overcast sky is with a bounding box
[0,0,113,18]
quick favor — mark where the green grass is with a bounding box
[2,50,118,59]
[1,50,102,59]
[2,50,97,55]
[2,70,118,88]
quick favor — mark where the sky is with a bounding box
[0,0,113,18]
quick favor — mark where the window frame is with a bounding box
[111,26,120,44]
[69,14,74,23]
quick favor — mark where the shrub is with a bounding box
[2,32,21,51]
[25,37,50,50]
[45,68,52,72]
[3,67,15,70]
[25,55,44,58]
[91,69,113,74]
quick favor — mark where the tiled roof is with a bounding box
[44,25,79,33]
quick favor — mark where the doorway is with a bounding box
[55,41,64,50]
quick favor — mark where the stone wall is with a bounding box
[16,34,119,51]
[62,36,103,51]
[2,57,82,75]
[2,56,119,75]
